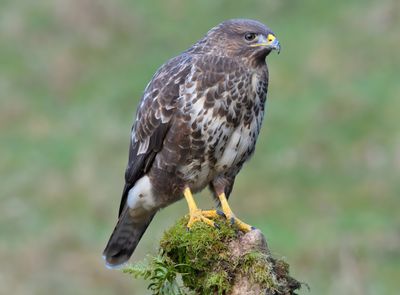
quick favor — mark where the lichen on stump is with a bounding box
[123,216,301,295]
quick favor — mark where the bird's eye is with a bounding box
[244,33,257,41]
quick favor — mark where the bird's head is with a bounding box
[199,19,280,64]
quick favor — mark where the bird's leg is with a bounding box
[183,187,219,229]
[217,192,254,232]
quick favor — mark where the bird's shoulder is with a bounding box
[132,54,193,142]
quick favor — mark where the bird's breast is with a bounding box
[176,67,267,187]
[179,105,263,187]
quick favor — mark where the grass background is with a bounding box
[0,0,399,294]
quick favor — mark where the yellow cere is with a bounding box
[267,33,276,43]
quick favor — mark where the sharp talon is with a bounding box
[230,217,235,225]
[214,223,220,229]
[216,210,225,218]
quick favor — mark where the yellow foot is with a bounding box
[202,209,224,219]
[225,213,254,232]
[183,186,254,232]
[184,187,221,230]
[186,209,219,230]
[217,192,255,232]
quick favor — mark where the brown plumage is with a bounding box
[103,19,280,268]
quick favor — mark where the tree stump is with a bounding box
[229,229,301,294]
[124,216,302,294]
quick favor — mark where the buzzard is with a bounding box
[103,19,280,268]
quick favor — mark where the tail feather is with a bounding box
[103,207,155,268]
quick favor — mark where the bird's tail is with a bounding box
[103,207,155,269]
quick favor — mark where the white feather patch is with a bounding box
[192,96,205,118]
[127,176,156,211]
[251,72,259,93]
[217,128,242,168]
[137,137,150,155]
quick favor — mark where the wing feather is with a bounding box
[118,55,192,215]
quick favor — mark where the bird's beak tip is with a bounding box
[270,38,281,54]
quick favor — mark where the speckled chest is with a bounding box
[179,69,267,188]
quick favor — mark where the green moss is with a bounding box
[160,216,236,294]
[239,251,277,291]
[124,216,301,294]
[203,271,230,295]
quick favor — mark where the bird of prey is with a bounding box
[103,19,280,268]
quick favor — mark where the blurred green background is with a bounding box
[1,0,399,294]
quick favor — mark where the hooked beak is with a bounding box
[251,33,281,54]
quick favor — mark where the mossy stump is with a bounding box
[124,216,301,295]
